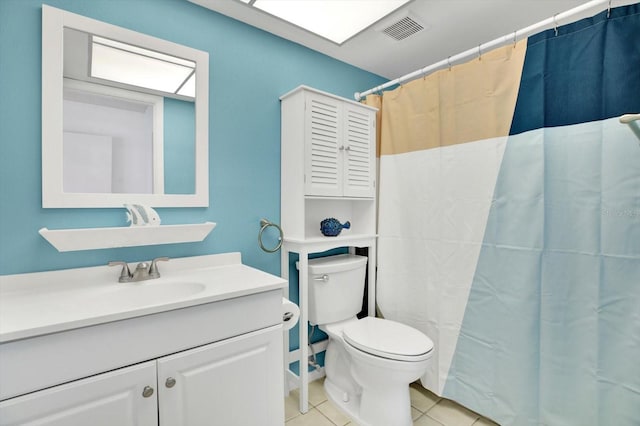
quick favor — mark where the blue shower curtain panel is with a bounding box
[444,5,640,425]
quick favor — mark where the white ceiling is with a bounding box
[188,0,630,82]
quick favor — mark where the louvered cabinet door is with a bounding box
[304,93,343,197]
[343,104,375,197]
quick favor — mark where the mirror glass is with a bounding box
[42,6,209,207]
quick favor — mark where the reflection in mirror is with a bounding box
[42,5,208,207]
[63,79,163,194]
[62,27,195,196]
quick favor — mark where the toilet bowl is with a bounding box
[322,317,433,426]
[300,254,434,426]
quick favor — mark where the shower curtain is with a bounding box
[373,4,640,425]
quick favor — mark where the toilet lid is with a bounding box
[342,317,434,362]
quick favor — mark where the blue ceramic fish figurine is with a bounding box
[320,218,350,237]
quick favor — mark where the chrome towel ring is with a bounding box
[258,218,283,253]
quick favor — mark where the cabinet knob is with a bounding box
[142,386,154,398]
[165,377,177,388]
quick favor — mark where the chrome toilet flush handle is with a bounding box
[314,274,329,283]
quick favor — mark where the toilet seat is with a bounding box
[343,317,433,362]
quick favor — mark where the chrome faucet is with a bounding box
[108,257,169,283]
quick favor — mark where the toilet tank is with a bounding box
[298,254,368,325]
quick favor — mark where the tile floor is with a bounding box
[284,379,500,426]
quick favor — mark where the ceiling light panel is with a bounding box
[91,36,196,97]
[252,0,411,44]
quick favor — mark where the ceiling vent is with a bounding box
[379,14,425,41]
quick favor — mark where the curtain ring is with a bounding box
[478,45,482,61]
[607,0,611,18]
[447,56,452,71]
[553,14,558,36]
[258,218,283,253]
[513,30,517,48]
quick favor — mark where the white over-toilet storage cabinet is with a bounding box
[279,85,378,413]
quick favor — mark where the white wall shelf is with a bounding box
[39,222,216,252]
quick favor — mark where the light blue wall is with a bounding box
[0,0,385,276]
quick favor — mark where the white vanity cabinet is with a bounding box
[0,326,282,426]
[0,253,287,426]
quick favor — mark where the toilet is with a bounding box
[302,254,434,426]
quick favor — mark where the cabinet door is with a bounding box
[304,92,343,197]
[343,104,376,198]
[0,361,157,426]
[158,325,284,426]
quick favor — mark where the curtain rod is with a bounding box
[354,0,612,101]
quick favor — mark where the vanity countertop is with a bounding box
[0,252,286,343]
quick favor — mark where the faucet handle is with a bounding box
[135,262,150,272]
[108,261,132,283]
[149,257,169,278]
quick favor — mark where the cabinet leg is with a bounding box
[298,254,309,414]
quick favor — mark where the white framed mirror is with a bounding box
[42,5,209,208]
